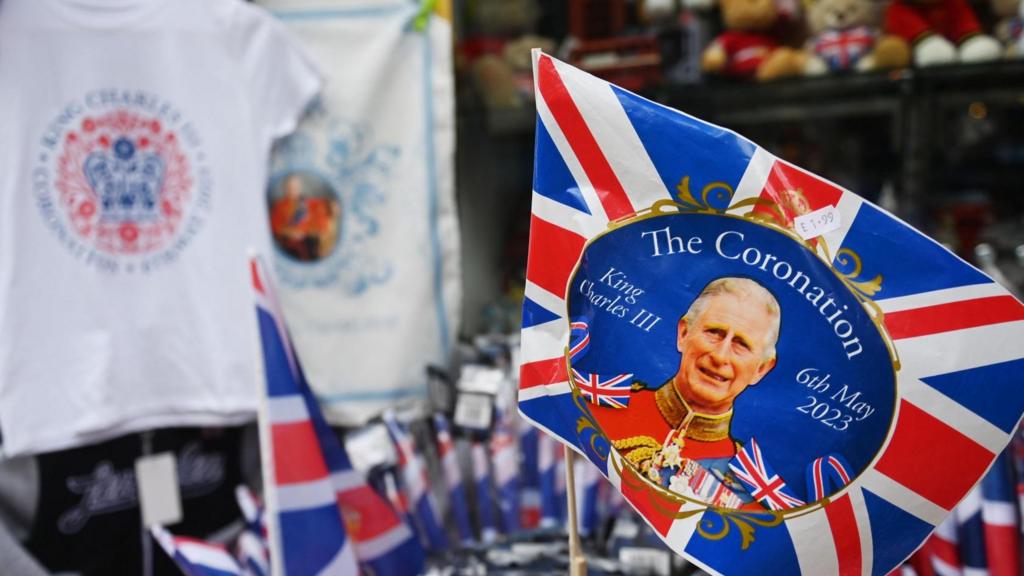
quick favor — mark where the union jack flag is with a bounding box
[567,317,633,408]
[151,525,242,576]
[812,26,875,71]
[806,454,852,502]
[571,369,633,409]
[516,51,1024,574]
[252,257,423,576]
[729,438,807,511]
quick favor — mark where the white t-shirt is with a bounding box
[0,0,322,456]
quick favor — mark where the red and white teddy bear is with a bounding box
[885,0,1003,65]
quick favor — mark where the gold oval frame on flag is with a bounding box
[562,187,901,522]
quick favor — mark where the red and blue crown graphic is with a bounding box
[83,136,164,223]
[55,109,193,255]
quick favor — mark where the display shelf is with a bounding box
[462,60,1024,135]
[661,60,1024,122]
[660,68,909,125]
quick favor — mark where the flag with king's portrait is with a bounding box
[518,51,1024,575]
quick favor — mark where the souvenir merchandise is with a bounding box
[251,257,423,575]
[151,525,244,576]
[0,427,249,575]
[0,0,322,456]
[700,0,807,80]
[519,52,1024,574]
[884,0,1002,65]
[803,0,910,73]
[256,0,460,425]
[992,0,1024,57]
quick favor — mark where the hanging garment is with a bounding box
[256,0,460,424]
[0,0,322,456]
[9,427,249,576]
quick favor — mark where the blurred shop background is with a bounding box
[2,0,1023,574]
[456,0,1024,336]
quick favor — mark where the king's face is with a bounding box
[676,293,776,414]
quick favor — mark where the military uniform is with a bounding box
[591,379,758,507]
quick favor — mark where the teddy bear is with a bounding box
[701,0,808,80]
[804,0,910,73]
[992,0,1024,57]
[884,0,1002,66]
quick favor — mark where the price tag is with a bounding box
[453,392,493,430]
[793,205,842,240]
[135,452,182,527]
[345,424,397,472]
[619,546,671,576]
[457,365,506,395]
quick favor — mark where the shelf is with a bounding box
[660,60,1024,125]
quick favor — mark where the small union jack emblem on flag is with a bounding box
[571,368,633,409]
[567,317,633,408]
[807,454,852,502]
[568,317,591,360]
[729,437,807,511]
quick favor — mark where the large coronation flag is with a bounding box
[518,51,1024,575]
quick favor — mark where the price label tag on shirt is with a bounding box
[454,392,493,430]
[135,452,182,527]
[794,205,842,240]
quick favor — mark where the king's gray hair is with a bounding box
[682,277,781,360]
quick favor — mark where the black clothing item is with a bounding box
[24,427,245,576]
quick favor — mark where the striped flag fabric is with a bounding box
[538,430,565,529]
[236,531,270,576]
[151,525,242,576]
[574,457,602,538]
[980,449,1019,576]
[253,256,422,576]
[728,438,806,511]
[471,439,500,542]
[382,410,448,552]
[516,51,1024,575]
[955,486,987,575]
[925,514,962,576]
[518,426,542,530]
[433,413,475,544]
[491,412,522,534]
[382,471,416,541]
[234,486,269,576]
[253,257,358,576]
[326,435,424,575]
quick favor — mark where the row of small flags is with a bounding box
[150,258,624,576]
[149,257,1024,575]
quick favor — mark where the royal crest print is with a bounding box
[34,90,212,273]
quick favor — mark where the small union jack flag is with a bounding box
[568,317,633,409]
[806,454,852,502]
[571,368,633,409]
[568,317,591,360]
[813,26,875,71]
[729,438,807,511]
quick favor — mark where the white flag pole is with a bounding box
[563,445,587,576]
[250,254,285,576]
